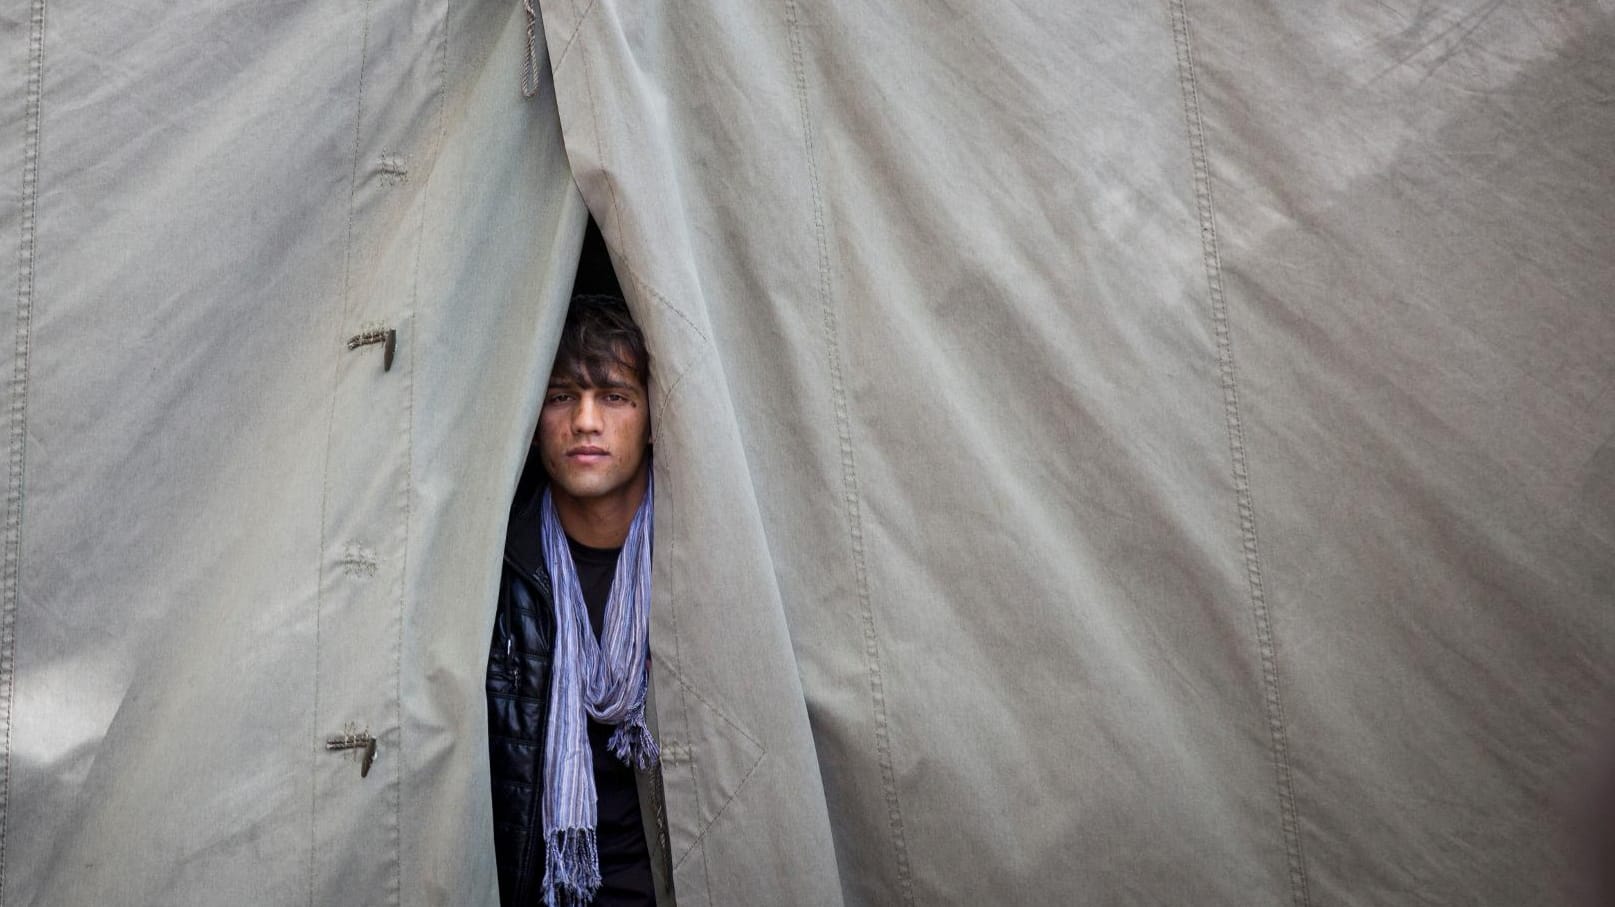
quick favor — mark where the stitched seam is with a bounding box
[671,740,765,873]
[0,1,46,900]
[549,0,600,75]
[664,659,768,870]
[1169,3,1310,905]
[312,5,375,904]
[663,663,764,753]
[391,340,407,907]
[386,2,451,903]
[783,3,913,904]
[622,266,710,350]
[651,361,695,443]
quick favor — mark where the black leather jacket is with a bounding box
[486,487,557,906]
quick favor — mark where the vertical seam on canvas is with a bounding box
[387,3,451,905]
[783,3,915,904]
[1168,3,1311,905]
[1,1,46,900]
[312,4,375,905]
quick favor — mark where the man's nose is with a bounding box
[572,395,603,433]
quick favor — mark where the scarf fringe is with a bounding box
[608,714,661,771]
[542,828,602,907]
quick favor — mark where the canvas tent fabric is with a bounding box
[0,2,587,903]
[2,0,1613,905]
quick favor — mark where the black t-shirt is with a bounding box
[567,535,656,906]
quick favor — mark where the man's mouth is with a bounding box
[567,446,609,461]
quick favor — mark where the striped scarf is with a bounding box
[539,478,659,906]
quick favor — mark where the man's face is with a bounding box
[537,356,652,510]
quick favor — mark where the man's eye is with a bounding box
[546,393,572,404]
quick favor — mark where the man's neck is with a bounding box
[550,472,649,548]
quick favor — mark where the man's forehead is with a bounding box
[547,377,639,390]
[547,361,644,390]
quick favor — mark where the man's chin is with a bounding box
[550,473,619,502]
[546,459,648,505]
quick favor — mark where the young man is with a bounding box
[488,294,667,906]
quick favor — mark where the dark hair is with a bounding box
[551,293,650,388]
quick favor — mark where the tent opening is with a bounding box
[491,212,671,905]
[512,215,623,507]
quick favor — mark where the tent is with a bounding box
[2,0,1612,903]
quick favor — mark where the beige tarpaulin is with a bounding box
[3,0,1612,904]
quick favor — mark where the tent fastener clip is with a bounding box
[325,727,378,778]
[346,328,397,372]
